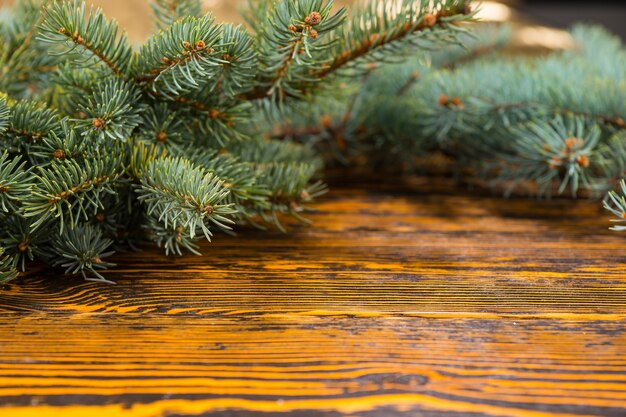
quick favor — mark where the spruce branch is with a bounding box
[0,97,10,135]
[151,0,202,30]
[242,0,347,102]
[498,116,601,197]
[0,152,34,213]
[28,121,90,165]
[606,180,626,231]
[72,78,142,142]
[0,0,59,100]
[3,100,62,153]
[136,14,223,96]
[38,0,134,76]
[23,154,125,232]
[183,148,271,220]
[50,223,116,283]
[0,246,18,284]
[317,0,473,78]
[143,214,202,256]
[0,215,51,272]
[0,0,484,283]
[210,24,258,97]
[136,156,236,240]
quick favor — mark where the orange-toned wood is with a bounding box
[1,177,626,416]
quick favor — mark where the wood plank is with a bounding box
[1,315,625,416]
[1,178,625,416]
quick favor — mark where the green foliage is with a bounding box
[151,0,202,30]
[136,14,223,97]
[0,0,472,283]
[49,224,116,283]
[0,246,18,284]
[137,156,236,240]
[0,152,34,213]
[326,0,473,74]
[23,153,125,231]
[255,0,346,102]
[605,180,626,231]
[39,0,134,76]
[269,22,626,235]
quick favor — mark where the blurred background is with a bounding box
[0,0,625,43]
[518,0,626,40]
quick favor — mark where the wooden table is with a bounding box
[1,177,625,416]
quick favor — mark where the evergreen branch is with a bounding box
[151,0,202,30]
[241,0,273,34]
[38,0,134,76]
[50,223,116,283]
[182,147,271,220]
[3,100,62,151]
[135,103,188,151]
[0,215,51,272]
[28,121,90,165]
[497,115,601,197]
[142,214,202,256]
[0,246,18,284]
[0,152,34,213]
[72,78,142,142]
[23,154,125,232]
[135,14,223,97]
[317,0,473,78]
[0,0,46,65]
[0,0,496,282]
[136,156,237,240]
[0,96,9,134]
[256,162,326,230]
[242,0,346,101]
[605,180,626,231]
[211,24,258,98]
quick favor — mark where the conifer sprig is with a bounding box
[136,14,223,96]
[0,247,19,284]
[136,156,236,240]
[271,22,626,233]
[320,0,473,77]
[0,152,34,213]
[50,224,116,283]
[23,154,125,231]
[38,0,134,76]
[151,0,202,30]
[0,0,473,283]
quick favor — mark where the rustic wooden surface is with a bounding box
[1,177,626,417]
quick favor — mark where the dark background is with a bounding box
[517,0,626,40]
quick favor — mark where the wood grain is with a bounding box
[1,176,626,416]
